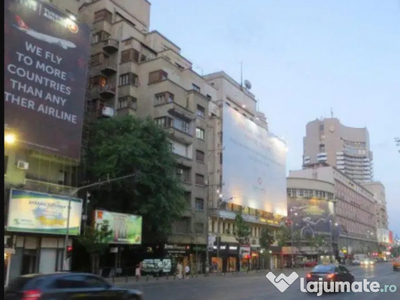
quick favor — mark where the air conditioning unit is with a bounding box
[176,169,183,175]
[17,161,29,170]
[101,107,114,117]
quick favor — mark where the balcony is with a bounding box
[100,63,117,76]
[167,102,194,121]
[102,39,119,53]
[24,178,75,196]
[96,84,116,98]
[165,127,193,145]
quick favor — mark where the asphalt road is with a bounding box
[117,263,399,300]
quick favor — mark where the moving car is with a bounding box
[305,264,355,293]
[352,259,361,266]
[393,259,400,271]
[5,273,143,300]
[360,259,375,267]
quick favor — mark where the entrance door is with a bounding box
[21,250,37,275]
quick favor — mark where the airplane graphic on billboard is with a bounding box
[13,15,76,50]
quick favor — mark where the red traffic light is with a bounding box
[67,246,73,252]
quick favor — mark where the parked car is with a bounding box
[303,261,319,268]
[5,273,143,300]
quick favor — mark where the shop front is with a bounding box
[4,235,16,287]
[211,243,239,273]
[189,245,207,274]
[163,243,190,275]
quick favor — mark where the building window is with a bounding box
[195,198,204,211]
[320,124,324,131]
[196,128,205,140]
[177,167,191,183]
[196,150,205,162]
[140,54,147,62]
[119,73,138,86]
[319,144,326,152]
[195,222,204,234]
[120,49,140,63]
[94,9,112,23]
[206,94,212,100]
[181,121,189,133]
[192,84,200,92]
[118,96,137,110]
[92,31,110,44]
[91,53,105,65]
[154,92,174,106]
[154,117,173,128]
[89,76,107,88]
[149,70,168,84]
[195,174,205,186]
[197,105,205,118]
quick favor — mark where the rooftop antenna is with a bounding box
[240,61,243,89]
[330,108,334,118]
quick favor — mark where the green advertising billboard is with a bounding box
[94,210,142,245]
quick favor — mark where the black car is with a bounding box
[5,273,143,300]
[305,264,355,293]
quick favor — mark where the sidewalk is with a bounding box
[106,268,311,286]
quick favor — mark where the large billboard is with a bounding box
[377,228,390,244]
[287,197,335,239]
[4,0,91,159]
[94,210,142,245]
[222,103,287,215]
[7,189,83,235]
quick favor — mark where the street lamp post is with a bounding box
[289,209,298,268]
[62,173,135,270]
[329,220,338,262]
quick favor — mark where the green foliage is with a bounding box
[77,220,112,256]
[276,225,291,247]
[86,115,186,241]
[233,208,252,245]
[259,227,275,250]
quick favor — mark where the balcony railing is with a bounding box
[102,39,119,53]
[24,178,75,196]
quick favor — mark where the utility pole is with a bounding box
[62,173,135,271]
[395,137,400,153]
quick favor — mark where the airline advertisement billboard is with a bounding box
[4,0,91,159]
[94,210,143,245]
[222,103,287,216]
[6,189,83,235]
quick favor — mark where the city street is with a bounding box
[117,264,399,299]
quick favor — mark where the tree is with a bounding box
[233,208,251,245]
[77,220,113,274]
[276,225,291,247]
[259,227,275,269]
[86,116,186,242]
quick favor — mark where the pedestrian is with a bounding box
[185,265,190,279]
[176,262,183,279]
[135,262,142,280]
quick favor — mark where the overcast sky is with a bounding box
[150,0,400,236]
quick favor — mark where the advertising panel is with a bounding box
[389,231,394,245]
[222,103,287,215]
[94,210,142,245]
[7,189,83,235]
[377,228,390,244]
[287,197,335,239]
[4,0,91,159]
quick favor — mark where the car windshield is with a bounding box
[312,265,335,273]
[7,277,34,291]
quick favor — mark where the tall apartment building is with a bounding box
[361,181,388,230]
[289,166,378,255]
[203,72,286,272]
[303,118,373,182]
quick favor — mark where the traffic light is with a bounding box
[66,246,73,259]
